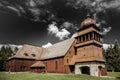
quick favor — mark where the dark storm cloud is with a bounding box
[0,0,54,22]
[0,0,83,23]
[1,0,120,22]
[66,0,120,33]
[0,0,120,45]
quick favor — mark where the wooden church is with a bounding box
[6,16,107,76]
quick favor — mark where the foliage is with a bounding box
[14,47,19,53]
[0,72,119,80]
[103,40,120,72]
[0,45,19,71]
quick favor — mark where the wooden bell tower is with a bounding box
[74,16,107,76]
[75,16,105,62]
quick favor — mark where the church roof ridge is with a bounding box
[8,38,75,60]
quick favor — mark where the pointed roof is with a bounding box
[30,61,45,68]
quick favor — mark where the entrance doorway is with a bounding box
[81,66,90,75]
[69,65,75,73]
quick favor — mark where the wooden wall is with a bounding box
[6,58,36,72]
[6,57,73,74]
[76,45,103,59]
[64,40,76,65]
[42,57,72,74]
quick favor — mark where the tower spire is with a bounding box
[87,13,90,17]
[80,15,96,28]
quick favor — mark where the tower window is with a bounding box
[90,32,93,39]
[84,54,86,56]
[74,47,77,55]
[81,36,83,42]
[79,37,81,42]
[67,59,69,63]
[69,51,71,55]
[86,34,88,40]
[83,35,85,41]
[94,33,96,40]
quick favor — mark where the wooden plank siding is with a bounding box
[64,39,76,66]
[6,59,36,72]
[42,57,72,73]
[6,57,73,73]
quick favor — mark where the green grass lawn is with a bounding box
[108,72,120,77]
[0,72,120,80]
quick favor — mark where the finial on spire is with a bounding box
[87,13,90,17]
[86,13,92,19]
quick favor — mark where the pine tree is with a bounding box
[103,40,120,72]
[105,44,114,71]
[0,45,13,71]
[113,40,120,72]
[0,46,6,71]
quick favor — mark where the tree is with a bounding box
[104,44,114,71]
[113,40,120,72]
[0,45,13,71]
[14,47,19,53]
[103,40,120,72]
[0,46,6,71]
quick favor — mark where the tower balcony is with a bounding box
[75,39,102,48]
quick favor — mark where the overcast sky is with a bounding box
[0,0,120,46]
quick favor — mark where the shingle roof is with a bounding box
[8,44,44,60]
[30,61,45,68]
[40,38,75,60]
[8,38,75,60]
